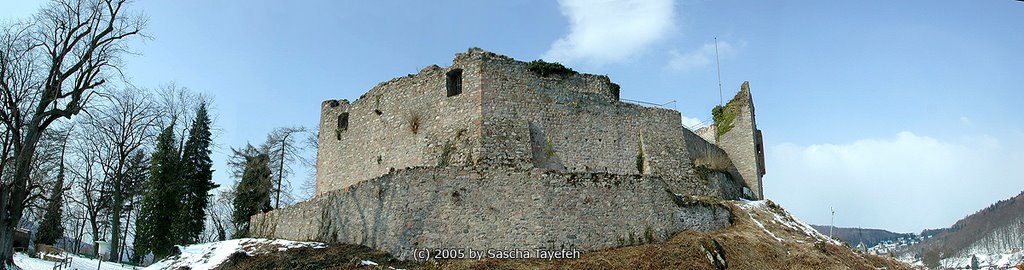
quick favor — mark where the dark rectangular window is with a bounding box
[338,112,349,131]
[446,69,463,97]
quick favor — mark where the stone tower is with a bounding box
[715,81,766,199]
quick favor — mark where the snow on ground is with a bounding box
[938,250,1024,269]
[144,238,326,270]
[14,252,139,270]
[736,200,840,245]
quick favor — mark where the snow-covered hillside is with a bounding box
[12,238,327,270]
[144,238,326,270]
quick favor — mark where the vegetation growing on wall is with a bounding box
[439,141,454,167]
[712,83,751,139]
[636,149,645,174]
[712,104,737,139]
[407,112,421,134]
[636,132,648,174]
[528,59,577,77]
[438,129,466,167]
[546,137,556,158]
[644,225,656,243]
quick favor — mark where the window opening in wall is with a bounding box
[338,112,349,131]
[446,68,463,97]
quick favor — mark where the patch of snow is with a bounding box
[939,250,1024,269]
[144,238,326,270]
[744,208,782,242]
[15,252,139,270]
[359,259,379,266]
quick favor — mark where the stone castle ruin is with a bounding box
[250,48,766,259]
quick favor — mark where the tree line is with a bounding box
[0,0,317,267]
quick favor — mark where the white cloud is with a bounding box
[766,132,1024,233]
[668,41,736,72]
[542,0,675,66]
[959,116,972,125]
[681,115,707,129]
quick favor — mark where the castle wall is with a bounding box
[315,49,755,199]
[316,53,485,195]
[682,127,748,199]
[474,55,704,194]
[267,49,761,260]
[251,166,733,260]
[716,82,765,199]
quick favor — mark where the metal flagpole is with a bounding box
[715,37,723,106]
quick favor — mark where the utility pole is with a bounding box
[715,37,723,107]
[830,207,836,239]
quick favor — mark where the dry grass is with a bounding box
[408,111,422,134]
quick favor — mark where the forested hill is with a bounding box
[810,225,914,248]
[910,190,1024,260]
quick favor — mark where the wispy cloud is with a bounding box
[682,115,707,129]
[668,41,737,72]
[768,131,1024,233]
[542,0,675,66]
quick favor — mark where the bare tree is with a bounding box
[65,131,109,257]
[83,87,157,262]
[299,127,319,199]
[263,127,312,208]
[0,0,145,265]
[202,188,235,242]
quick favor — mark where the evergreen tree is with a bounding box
[176,103,218,245]
[35,164,66,246]
[134,124,182,260]
[232,152,272,238]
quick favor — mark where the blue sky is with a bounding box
[3,0,1022,234]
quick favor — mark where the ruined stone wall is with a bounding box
[716,82,765,199]
[474,55,704,194]
[682,126,747,199]
[695,125,718,144]
[681,126,719,162]
[252,166,733,260]
[274,48,759,260]
[316,52,485,195]
[316,49,753,198]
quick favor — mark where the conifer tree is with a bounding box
[35,164,66,246]
[134,124,182,260]
[176,103,217,245]
[232,152,272,238]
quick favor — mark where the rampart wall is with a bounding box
[252,166,733,260]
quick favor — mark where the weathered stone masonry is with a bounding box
[699,83,766,199]
[253,48,765,258]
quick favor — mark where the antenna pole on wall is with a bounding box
[715,37,723,107]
